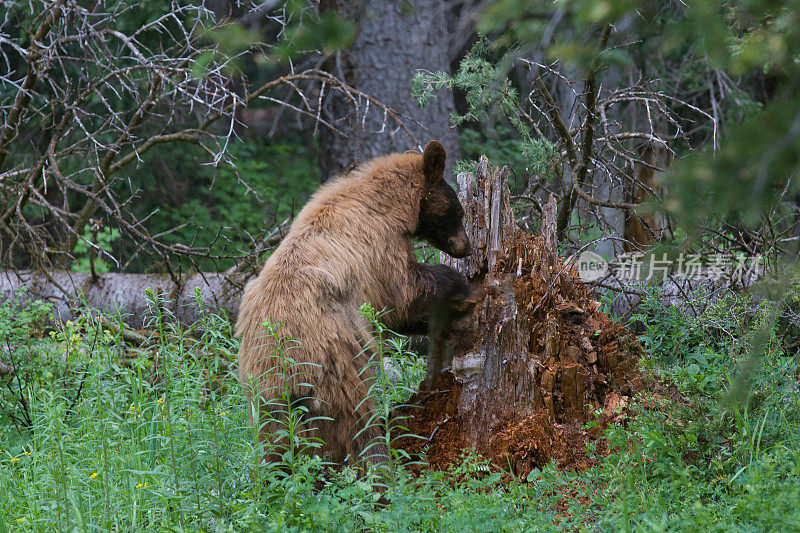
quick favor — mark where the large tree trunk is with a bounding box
[401,157,646,475]
[319,0,460,181]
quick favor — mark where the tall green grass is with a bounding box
[1,285,799,531]
[586,287,800,531]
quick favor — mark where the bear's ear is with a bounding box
[422,140,446,185]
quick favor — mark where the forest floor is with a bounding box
[1,288,799,531]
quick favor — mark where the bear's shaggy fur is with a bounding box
[236,141,469,463]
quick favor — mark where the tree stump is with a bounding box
[401,157,646,475]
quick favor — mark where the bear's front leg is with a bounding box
[422,304,456,390]
[392,263,469,333]
[400,263,476,390]
[416,263,471,310]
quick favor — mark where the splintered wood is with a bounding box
[399,157,646,476]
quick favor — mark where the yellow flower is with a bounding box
[16,517,27,523]
[22,451,31,456]
[9,457,19,463]
[156,397,164,405]
[135,482,149,489]
[90,472,98,479]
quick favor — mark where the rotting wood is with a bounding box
[401,156,646,475]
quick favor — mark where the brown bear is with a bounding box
[236,140,470,465]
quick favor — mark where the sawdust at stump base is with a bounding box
[397,157,647,477]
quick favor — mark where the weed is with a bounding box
[2,286,799,530]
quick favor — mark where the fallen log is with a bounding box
[0,270,244,329]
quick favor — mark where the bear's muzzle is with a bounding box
[446,230,471,258]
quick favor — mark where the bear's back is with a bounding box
[236,151,425,349]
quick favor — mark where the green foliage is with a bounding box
[358,304,426,473]
[415,41,557,190]
[71,227,121,273]
[0,293,571,530]
[0,290,52,346]
[631,289,747,383]
[531,285,800,530]
[195,0,356,75]
[666,96,800,229]
[457,126,544,191]
[584,286,800,530]
[415,39,518,127]
[194,23,264,77]
[478,0,800,232]
[0,291,53,430]
[3,289,800,530]
[270,0,357,60]
[129,139,318,271]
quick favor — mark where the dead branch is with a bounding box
[0,2,414,278]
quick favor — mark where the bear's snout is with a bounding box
[447,230,471,258]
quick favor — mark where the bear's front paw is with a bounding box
[431,264,469,301]
[449,285,481,315]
